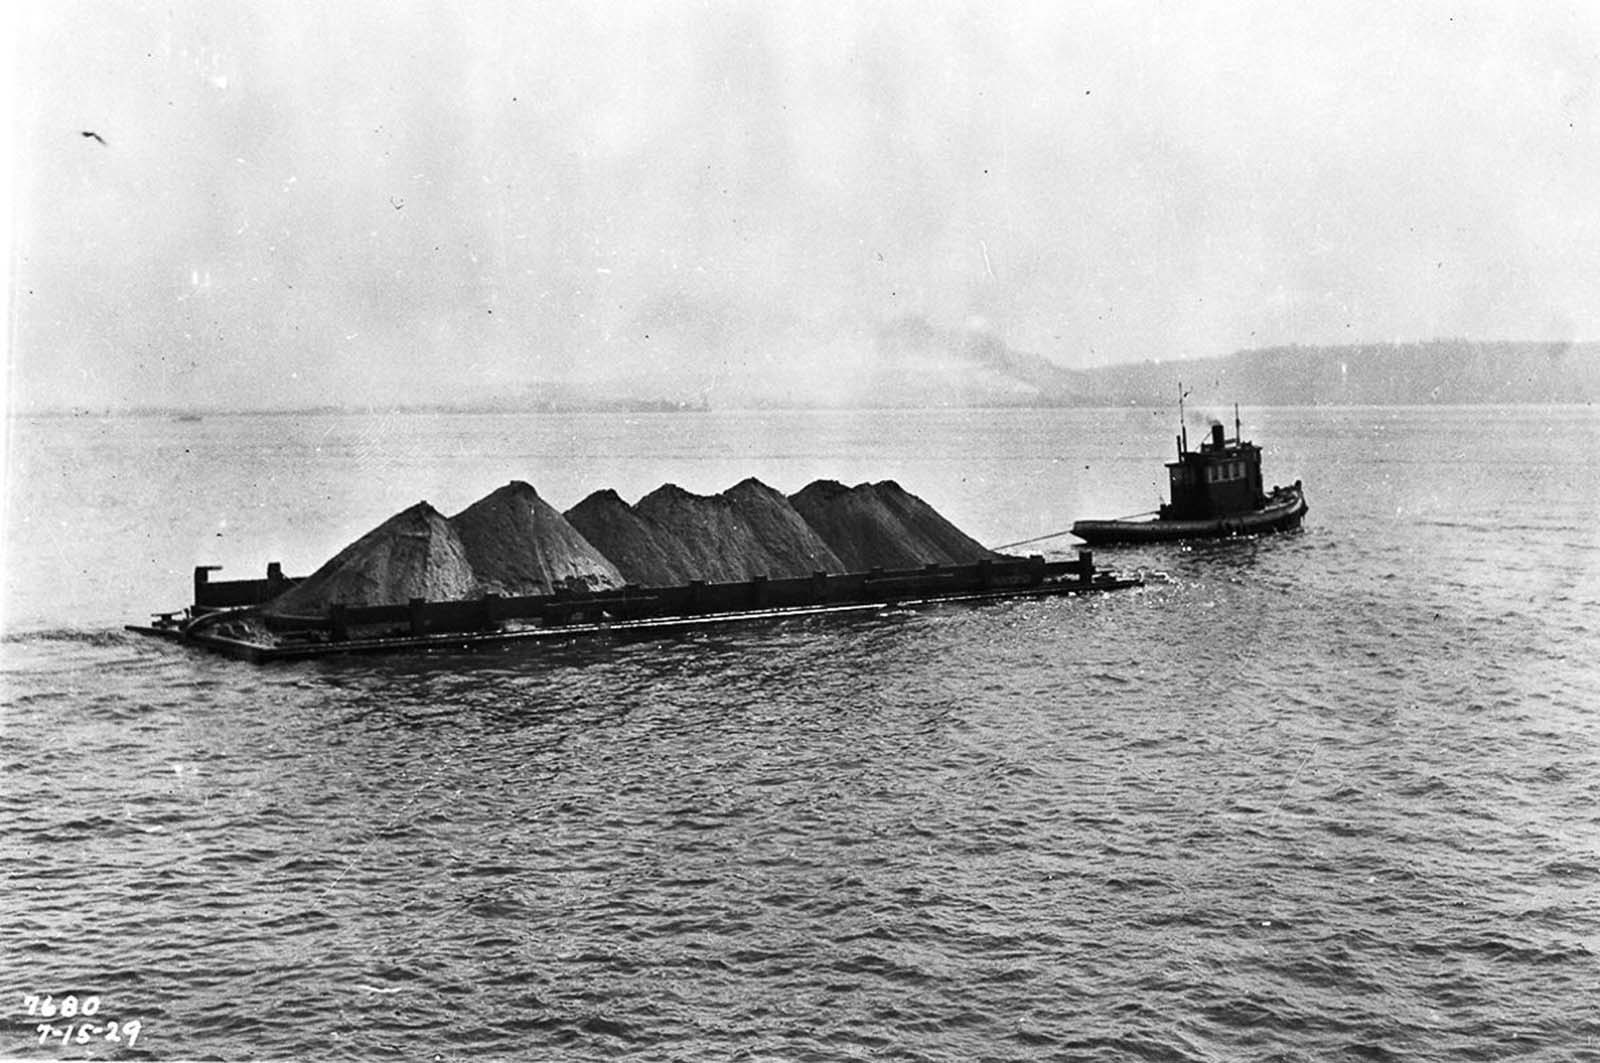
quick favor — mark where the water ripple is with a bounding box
[7,408,1600,1060]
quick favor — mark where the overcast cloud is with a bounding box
[9,0,1599,410]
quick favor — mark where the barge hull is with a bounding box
[128,553,1142,663]
[129,575,1139,663]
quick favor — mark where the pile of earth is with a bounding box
[634,479,845,583]
[563,488,702,588]
[451,481,624,596]
[788,479,1003,571]
[565,478,845,586]
[265,477,1005,613]
[266,484,625,615]
[266,502,478,616]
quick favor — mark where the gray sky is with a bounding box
[9,0,1599,410]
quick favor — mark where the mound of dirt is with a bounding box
[871,480,1001,563]
[264,477,1000,613]
[722,478,845,577]
[267,501,479,615]
[564,489,701,587]
[789,480,1001,571]
[634,480,845,583]
[450,481,624,596]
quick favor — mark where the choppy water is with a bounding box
[3,406,1599,1061]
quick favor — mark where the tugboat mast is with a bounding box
[1177,382,1191,457]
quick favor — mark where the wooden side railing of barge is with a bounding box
[193,563,301,608]
[193,551,1100,642]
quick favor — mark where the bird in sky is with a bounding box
[81,130,107,145]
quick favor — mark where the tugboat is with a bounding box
[1071,396,1307,545]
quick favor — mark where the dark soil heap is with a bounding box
[722,477,845,577]
[265,477,1003,613]
[450,481,624,596]
[872,480,1003,563]
[634,480,846,583]
[789,480,1002,571]
[564,489,701,588]
[267,501,478,615]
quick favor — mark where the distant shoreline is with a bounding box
[10,339,1596,418]
[11,399,1598,420]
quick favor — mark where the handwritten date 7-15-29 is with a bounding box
[22,995,143,1049]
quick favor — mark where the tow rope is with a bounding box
[993,511,1158,551]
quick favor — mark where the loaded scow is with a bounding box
[131,477,1143,662]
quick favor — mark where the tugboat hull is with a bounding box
[1072,483,1307,545]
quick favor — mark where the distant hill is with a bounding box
[1065,340,1600,406]
[417,336,1600,411]
[831,323,1600,408]
[32,336,1592,416]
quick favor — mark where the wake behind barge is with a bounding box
[129,552,1143,663]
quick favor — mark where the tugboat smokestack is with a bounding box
[1211,423,1225,448]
